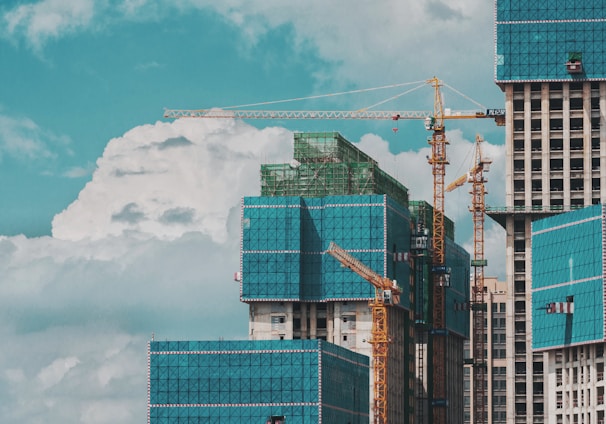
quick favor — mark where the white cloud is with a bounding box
[186,0,499,101]
[0,117,507,423]
[37,356,80,390]
[3,0,95,52]
[52,118,293,242]
[2,1,501,105]
[0,114,68,162]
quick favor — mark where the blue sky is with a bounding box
[0,1,506,422]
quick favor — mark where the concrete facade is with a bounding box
[464,277,508,423]
[492,2,606,422]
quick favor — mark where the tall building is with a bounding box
[243,132,470,423]
[490,2,606,423]
[531,204,606,424]
[463,277,508,424]
[146,131,471,423]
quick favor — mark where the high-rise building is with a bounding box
[146,132,471,423]
[463,277,508,424]
[490,2,606,422]
[243,132,470,423]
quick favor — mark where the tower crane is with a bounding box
[164,77,504,424]
[446,134,491,424]
[325,241,401,424]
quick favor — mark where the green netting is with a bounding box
[261,162,408,207]
[293,132,375,164]
[261,132,409,208]
[408,200,455,241]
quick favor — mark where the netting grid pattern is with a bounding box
[148,340,369,424]
[496,0,606,81]
[531,204,605,349]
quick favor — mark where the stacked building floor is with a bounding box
[147,132,471,423]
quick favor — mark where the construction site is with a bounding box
[149,130,473,424]
[149,1,606,423]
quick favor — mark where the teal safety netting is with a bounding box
[241,194,413,308]
[531,204,605,349]
[148,340,369,424]
[444,238,472,338]
[495,0,606,81]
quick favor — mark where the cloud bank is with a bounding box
[0,117,505,423]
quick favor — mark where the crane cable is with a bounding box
[219,80,427,109]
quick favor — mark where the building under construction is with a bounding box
[489,1,606,423]
[147,131,471,423]
[245,132,471,423]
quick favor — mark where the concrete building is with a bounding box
[463,277,508,424]
[490,2,606,423]
[531,204,606,424]
[242,132,470,423]
[146,132,471,423]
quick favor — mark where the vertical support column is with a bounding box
[563,83,571,204]
[583,82,592,204]
[309,303,317,339]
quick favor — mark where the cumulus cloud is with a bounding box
[52,118,293,241]
[356,128,506,280]
[0,117,506,423]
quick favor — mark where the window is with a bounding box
[570,117,583,130]
[550,98,563,110]
[570,158,583,171]
[550,158,563,171]
[550,119,563,130]
[570,97,583,110]
[570,138,583,151]
[550,139,563,150]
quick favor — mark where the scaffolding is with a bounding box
[148,339,369,424]
[261,132,409,208]
[496,0,606,81]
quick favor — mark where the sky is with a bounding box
[0,1,507,422]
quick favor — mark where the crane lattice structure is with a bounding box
[164,77,504,424]
[446,134,491,424]
[326,241,401,424]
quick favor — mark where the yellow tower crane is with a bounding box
[163,77,504,424]
[325,241,401,424]
[446,134,491,424]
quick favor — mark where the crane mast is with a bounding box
[426,76,449,424]
[326,241,401,424]
[446,134,491,424]
[164,77,504,424]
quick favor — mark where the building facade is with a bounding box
[491,2,606,423]
[147,339,369,424]
[463,277,508,424]
[243,132,470,423]
[531,204,606,424]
